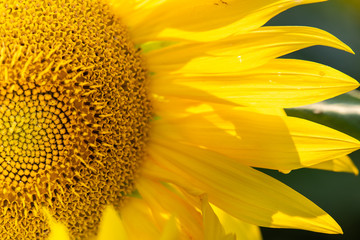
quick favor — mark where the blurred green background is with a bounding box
[261,1,360,239]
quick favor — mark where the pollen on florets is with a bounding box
[0,0,152,239]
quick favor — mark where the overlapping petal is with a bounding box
[97,206,128,240]
[201,195,236,240]
[120,198,162,240]
[309,155,359,175]
[136,176,204,239]
[151,107,360,172]
[144,139,342,234]
[212,205,263,240]
[106,0,358,238]
[114,0,327,43]
[159,217,181,240]
[146,26,352,74]
[152,59,358,108]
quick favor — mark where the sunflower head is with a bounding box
[1,0,360,239]
[0,0,151,238]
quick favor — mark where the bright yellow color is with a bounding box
[145,139,342,234]
[113,0,328,42]
[97,206,127,240]
[310,155,359,175]
[152,58,358,108]
[137,177,204,239]
[44,209,70,240]
[151,108,359,172]
[201,195,235,240]
[0,0,151,238]
[159,217,181,240]
[213,205,262,240]
[1,0,360,239]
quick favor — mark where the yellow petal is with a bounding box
[146,26,352,74]
[120,198,161,240]
[151,96,203,119]
[136,176,204,239]
[201,194,236,240]
[126,0,326,43]
[152,59,358,108]
[160,216,180,240]
[43,208,70,240]
[153,100,284,119]
[213,205,262,240]
[107,0,165,42]
[288,116,360,165]
[151,108,360,172]
[142,158,204,197]
[97,205,128,240]
[147,139,342,234]
[247,107,286,116]
[308,155,359,175]
[105,0,136,21]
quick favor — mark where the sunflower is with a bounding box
[0,0,359,239]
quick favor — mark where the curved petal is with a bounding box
[308,155,359,175]
[97,205,128,240]
[152,96,286,120]
[151,108,360,172]
[107,0,166,42]
[160,217,181,240]
[152,59,359,108]
[43,208,70,240]
[201,194,236,240]
[145,139,343,234]
[288,116,360,165]
[120,198,161,240]
[122,0,326,43]
[136,176,204,239]
[146,26,353,74]
[213,205,262,240]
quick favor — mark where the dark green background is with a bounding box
[261,1,360,239]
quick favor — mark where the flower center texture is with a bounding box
[0,0,152,238]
